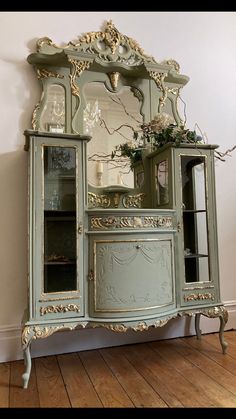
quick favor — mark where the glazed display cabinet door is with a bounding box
[31,137,84,320]
[175,149,220,306]
[89,234,176,318]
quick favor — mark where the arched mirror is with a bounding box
[84,82,143,189]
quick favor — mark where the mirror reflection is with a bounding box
[40,84,65,133]
[84,82,143,189]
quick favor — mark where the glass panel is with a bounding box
[181,155,210,283]
[155,159,169,205]
[84,82,143,189]
[43,146,77,293]
[40,84,65,133]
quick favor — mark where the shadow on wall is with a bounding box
[0,150,28,325]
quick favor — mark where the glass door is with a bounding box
[43,145,77,293]
[180,155,209,283]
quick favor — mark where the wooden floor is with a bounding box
[1,331,236,407]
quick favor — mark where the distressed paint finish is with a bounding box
[22,22,227,389]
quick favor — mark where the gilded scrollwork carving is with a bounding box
[40,304,80,316]
[88,192,111,208]
[90,215,173,230]
[36,20,156,65]
[148,71,168,111]
[36,69,64,79]
[184,293,215,302]
[31,102,40,130]
[122,193,145,208]
[132,321,149,331]
[161,59,180,73]
[22,323,87,348]
[68,58,91,97]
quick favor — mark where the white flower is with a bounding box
[149,113,174,133]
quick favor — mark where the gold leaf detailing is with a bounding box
[122,193,145,208]
[108,72,120,90]
[103,324,128,332]
[132,321,149,331]
[148,71,168,112]
[68,58,91,97]
[161,59,180,73]
[203,306,228,323]
[36,21,156,64]
[40,304,80,316]
[31,102,40,130]
[88,192,111,208]
[22,326,31,346]
[90,215,173,230]
[36,37,59,52]
[36,69,64,79]
[184,293,215,302]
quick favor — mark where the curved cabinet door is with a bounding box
[89,233,176,318]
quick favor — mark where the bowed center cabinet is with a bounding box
[21,21,228,389]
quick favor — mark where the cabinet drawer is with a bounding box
[89,234,176,318]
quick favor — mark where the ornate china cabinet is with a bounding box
[22,21,228,388]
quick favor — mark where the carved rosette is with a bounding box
[90,215,173,230]
[40,304,80,316]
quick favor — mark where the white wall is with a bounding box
[0,11,236,362]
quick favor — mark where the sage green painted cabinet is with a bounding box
[21,21,228,389]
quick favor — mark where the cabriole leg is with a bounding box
[195,313,202,339]
[22,345,31,389]
[219,314,228,354]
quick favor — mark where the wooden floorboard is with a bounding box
[9,360,39,408]
[150,339,236,407]
[1,331,236,408]
[0,362,10,407]
[35,356,70,407]
[79,350,134,407]
[58,353,103,407]
[100,346,167,407]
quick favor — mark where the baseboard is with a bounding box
[1,302,236,363]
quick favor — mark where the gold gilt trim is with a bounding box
[88,192,111,208]
[36,69,64,79]
[68,58,91,97]
[203,306,228,323]
[22,323,87,347]
[102,324,128,332]
[36,21,155,62]
[183,285,214,291]
[148,71,168,112]
[161,59,180,73]
[108,72,120,90]
[132,321,149,331]
[31,102,40,130]
[122,193,145,208]
[22,326,31,346]
[90,215,173,230]
[40,304,80,316]
[184,293,215,302]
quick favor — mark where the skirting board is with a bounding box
[0,301,236,363]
